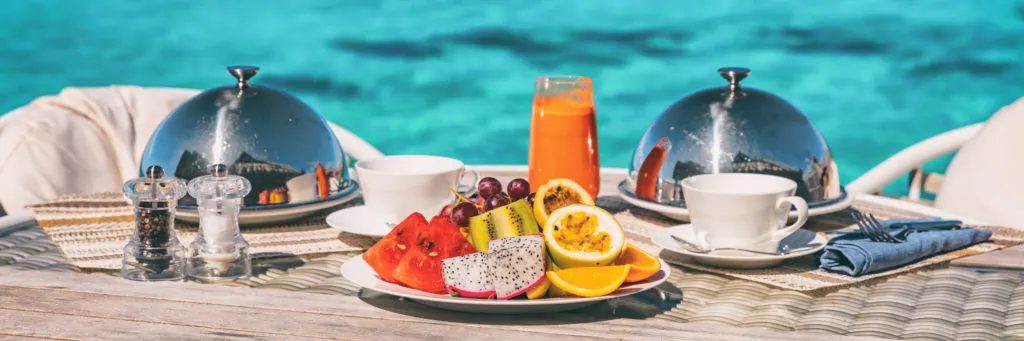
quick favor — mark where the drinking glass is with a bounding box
[528,76,600,199]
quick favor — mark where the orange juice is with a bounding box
[528,76,600,199]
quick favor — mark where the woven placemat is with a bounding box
[597,196,1024,292]
[25,192,376,271]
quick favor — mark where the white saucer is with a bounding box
[341,254,671,314]
[617,180,855,222]
[177,188,361,226]
[651,224,827,269]
[326,206,393,238]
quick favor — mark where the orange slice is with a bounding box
[615,244,661,283]
[546,265,630,297]
[545,259,574,298]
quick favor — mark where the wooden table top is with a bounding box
[0,266,894,341]
[1,166,1017,341]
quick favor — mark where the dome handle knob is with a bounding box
[718,67,750,93]
[227,66,260,90]
[211,164,229,177]
[145,165,164,179]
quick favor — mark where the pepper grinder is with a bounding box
[121,165,188,281]
[185,164,252,282]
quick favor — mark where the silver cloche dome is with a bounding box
[139,66,357,212]
[625,67,843,207]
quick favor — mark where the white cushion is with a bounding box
[935,96,1024,228]
[0,86,198,214]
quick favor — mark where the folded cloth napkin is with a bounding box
[820,218,991,276]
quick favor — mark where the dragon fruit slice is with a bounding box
[487,235,547,300]
[441,252,495,299]
[487,234,541,252]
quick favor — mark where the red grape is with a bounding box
[438,204,453,220]
[477,177,502,199]
[484,194,510,211]
[507,178,530,201]
[450,202,480,227]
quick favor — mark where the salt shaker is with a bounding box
[121,165,188,281]
[185,164,252,282]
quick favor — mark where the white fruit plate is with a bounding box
[341,253,672,314]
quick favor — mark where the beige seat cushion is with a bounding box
[0,86,199,214]
[935,96,1024,228]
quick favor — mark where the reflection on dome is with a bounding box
[173,151,345,206]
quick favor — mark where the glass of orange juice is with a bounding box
[528,75,600,199]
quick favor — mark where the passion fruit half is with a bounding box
[542,204,625,269]
[533,178,594,226]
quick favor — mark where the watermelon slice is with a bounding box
[362,212,427,283]
[391,215,477,293]
[430,216,478,257]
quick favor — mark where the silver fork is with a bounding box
[851,211,902,243]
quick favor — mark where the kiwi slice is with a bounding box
[468,213,499,252]
[468,200,541,252]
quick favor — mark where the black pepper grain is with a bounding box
[134,201,173,273]
[136,204,171,247]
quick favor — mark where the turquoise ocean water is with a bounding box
[2,1,1022,194]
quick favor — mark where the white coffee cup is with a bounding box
[681,173,809,253]
[355,155,479,225]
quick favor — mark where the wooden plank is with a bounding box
[0,309,294,341]
[0,286,591,341]
[0,333,68,341]
[0,268,890,341]
[952,244,1024,270]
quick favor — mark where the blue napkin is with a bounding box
[819,218,992,276]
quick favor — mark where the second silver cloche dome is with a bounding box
[625,67,843,207]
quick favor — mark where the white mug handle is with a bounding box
[772,196,808,241]
[458,167,480,197]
